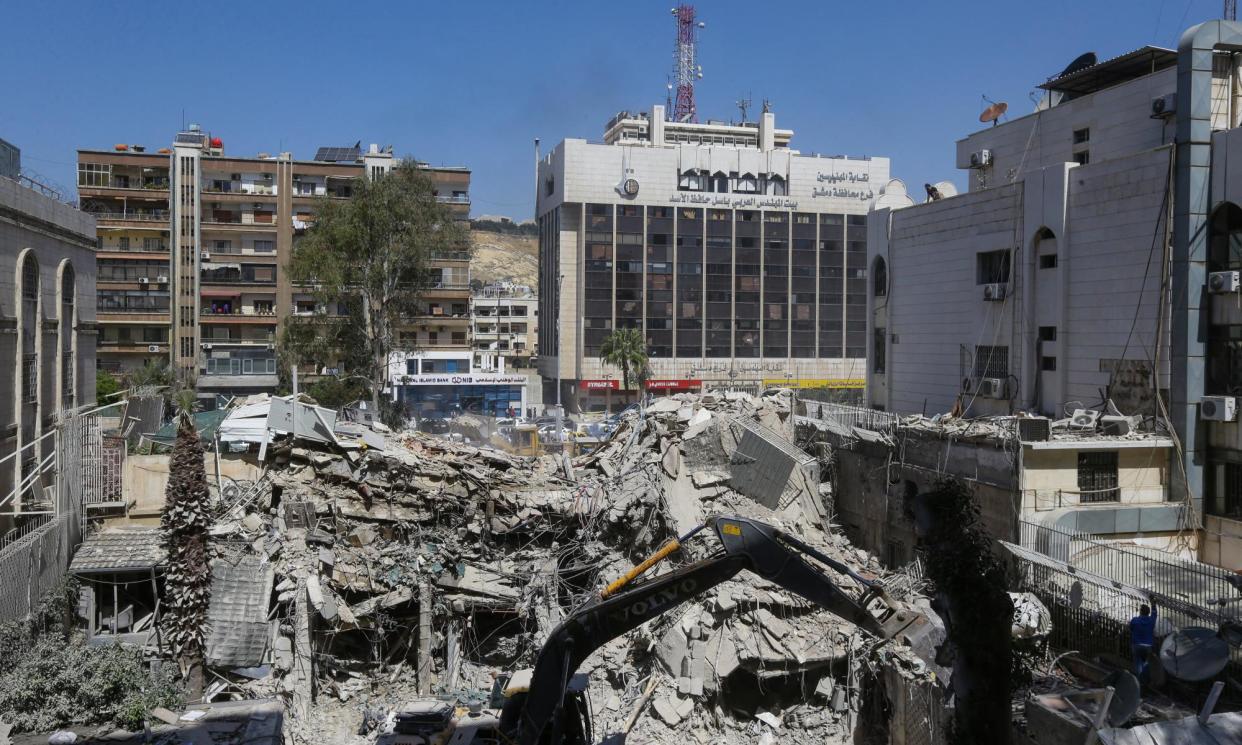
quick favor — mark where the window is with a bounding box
[973,345,1009,378]
[976,250,1011,284]
[143,237,163,252]
[873,327,886,374]
[1073,128,1090,144]
[1073,151,1090,166]
[1041,356,1057,371]
[1212,462,1242,518]
[678,170,706,191]
[254,240,274,253]
[1039,253,1058,269]
[1078,451,1119,503]
[21,255,38,300]
[1039,326,1057,342]
[23,354,37,403]
[77,162,110,187]
[118,237,130,251]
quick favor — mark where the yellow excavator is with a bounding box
[490,422,541,458]
[377,515,938,745]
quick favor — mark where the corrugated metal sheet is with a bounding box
[206,554,274,667]
[69,527,164,573]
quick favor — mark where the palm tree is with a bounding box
[599,328,649,393]
[160,388,212,697]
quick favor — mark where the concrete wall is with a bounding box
[1202,514,1242,568]
[872,147,1171,420]
[956,68,1176,188]
[1019,445,1170,511]
[0,176,96,510]
[122,452,263,523]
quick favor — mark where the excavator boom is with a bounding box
[500,515,935,745]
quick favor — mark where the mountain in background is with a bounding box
[468,217,537,289]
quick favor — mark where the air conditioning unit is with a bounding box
[1209,270,1240,294]
[983,283,1007,301]
[1069,408,1101,429]
[1202,395,1238,422]
[138,276,150,284]
[975,377,1008,399]
[201,251,210,261]
[968,149,992,169]
[1151,93,1177,118]
[1017,417,1051,442]
[147,345,161,353]
[266,343,275,351]
[156,275,169,283]
[203,343,213,350]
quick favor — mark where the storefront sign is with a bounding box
[399,373,528,386]
[646,379,702,391]
[579,379,620,391]
[761,378,865,389]
[668,193,800,210]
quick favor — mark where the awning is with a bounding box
[201,289,242,297]
[202,262,241,271]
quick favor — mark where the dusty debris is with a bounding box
[150,390,945,744]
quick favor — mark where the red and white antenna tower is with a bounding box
[670,5,704,123]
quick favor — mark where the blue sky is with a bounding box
[0,0,1229,219]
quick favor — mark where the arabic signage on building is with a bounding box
[579,379,620,391]
[667,193,800,210]
[760,377,865,389]
[646,379,702,391]
[398,373,528,386]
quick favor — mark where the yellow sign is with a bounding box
[721,523,742,536]
[761,378,865,390]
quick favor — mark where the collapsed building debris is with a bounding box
[167,389,948,744]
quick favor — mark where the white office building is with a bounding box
[537,104,909,412]
[866,25,1242,569]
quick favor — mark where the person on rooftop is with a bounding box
[1130,599,1158,684]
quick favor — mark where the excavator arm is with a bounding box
[499,515,934,745]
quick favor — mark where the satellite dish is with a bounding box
[979,101,1009,125]
[1102,670,1141,726]
[1054,52,1097,80]
[1160,627,1229,682]
[933,181,957,199]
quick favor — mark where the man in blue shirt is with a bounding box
[1130,602,1158,683]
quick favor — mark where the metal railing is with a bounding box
[1012,519,1242,669]
[436,195,470,204]
[86,210,170,222]
[430,250,472,261]
[200,307,278,317]
[803,400,900,435]
[0,407,105,621]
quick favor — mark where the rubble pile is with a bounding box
[202,390,941,744]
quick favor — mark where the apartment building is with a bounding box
[472,282,538,371]
[1,141,96,527]
[78,130,470,405]
[537,104,905,413]
[866,22,1242,569]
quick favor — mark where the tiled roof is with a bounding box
[69,527,165,573]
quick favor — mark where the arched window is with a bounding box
[873,256,888,297]
[60,263,76,408]
[21,253,38,301]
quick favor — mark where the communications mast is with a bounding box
[669,5,704,123]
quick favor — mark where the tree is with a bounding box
[599,328,649,392]
[160,389,212,698]
[95,370,121,405]
[283,162,468,423]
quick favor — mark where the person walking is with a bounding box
[1130,600,1158,684]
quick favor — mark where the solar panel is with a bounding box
[313,146,360,163]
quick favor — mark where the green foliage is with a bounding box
[0,636,181,732]
[283,162,469,411]
[126,358,174,391]
[304,376,370,410]
[470,217,537,237]
[0,577,179,733]
[161,416,212,668]
[599,328,649,392]
[95,370,122,404]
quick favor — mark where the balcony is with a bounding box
[430,250,471,262]
[84,209,171,225]
[202,181,276,196]
[436,195,470,205]
[201,215,278,230]
[79,178,169,193]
